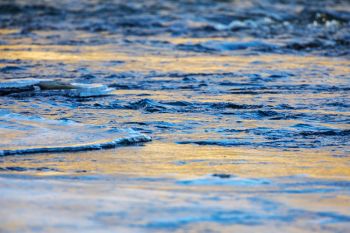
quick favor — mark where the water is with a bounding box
[0,0,349,232]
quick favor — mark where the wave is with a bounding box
[0,110,151,156]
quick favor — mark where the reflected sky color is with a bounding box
[0,0,350,232]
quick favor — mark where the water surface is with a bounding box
[0,0,350,232]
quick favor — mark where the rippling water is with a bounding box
[0,0,350,232]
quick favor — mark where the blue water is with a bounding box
[0,0,349,232]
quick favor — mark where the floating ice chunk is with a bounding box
[0,78,43,89]
[68,83,115,97]
[0,78,47,95]
[0,110,151,156]
[0,79,114,97]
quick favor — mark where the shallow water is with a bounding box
[0,0,350,232]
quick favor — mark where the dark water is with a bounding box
[0,0,350,232]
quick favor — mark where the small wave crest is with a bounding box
[0,110,151,156]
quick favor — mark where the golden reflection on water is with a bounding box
[0,42,349,75]
[0,34,349,181]
[1,11,350,233]
[1,142,349,180]
[0,29,20,35]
